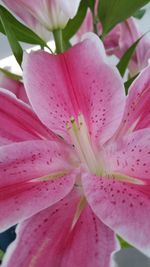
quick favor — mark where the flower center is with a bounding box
[67,113,104,175]
[66,113,144,186]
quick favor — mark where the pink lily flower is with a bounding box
[115,18,150,76]
[0,70,29,104]
[75,1,150,75]
[0,34,150,266]
[74,10,121,58]
[2,0,81,38]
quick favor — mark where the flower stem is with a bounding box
[53,29,64,54]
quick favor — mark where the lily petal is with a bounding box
[0,89,58,145]
[61,205,117,267]
[107,129,150,180]
[58,0,81,18]
[1,189,80,267]
[2,0,49,40]
[23,34,125,144]
[118,18,150,75]
[108,129,150,181]
[2,0,81,32]
[0,140,77,231]
[115,65,150,138]
[0,71,29,104]
[82,173,150,257]
[2,190,117,267]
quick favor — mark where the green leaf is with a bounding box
[133,8,146,19]
[0,20,4,33]
[0,249,4,261]
[0,5,47,47]
[0,6,23,65]
[0,68,22,81]
[62,0,88,41]
[117,236,133,249]
[124,73,139,95]
[98,0,149,37]
[87,0,95,13]
[117,36,143,77]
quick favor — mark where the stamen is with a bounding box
[77,114,102,173]
[67,116,86,163]
[67,113,104,175]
